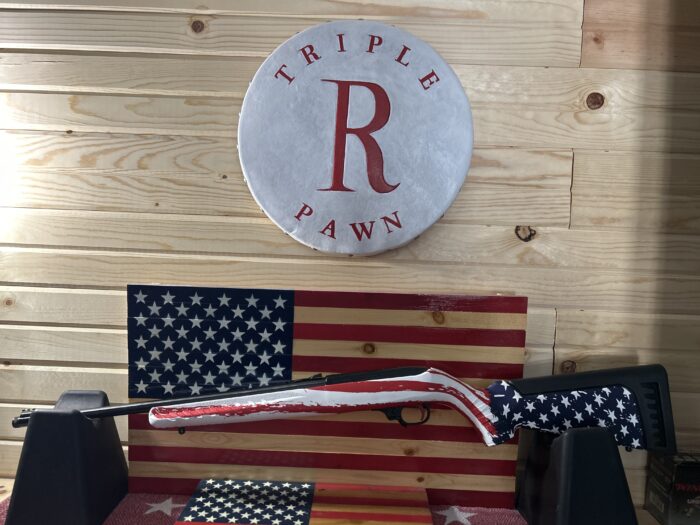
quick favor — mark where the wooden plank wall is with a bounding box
[0,0,699,510]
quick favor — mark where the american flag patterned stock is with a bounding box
[148,368,646,450]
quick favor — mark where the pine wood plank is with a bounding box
[0,365,127,404]
[0,0,584,23]
[2,248,700,314]
[573,151,700,193]
[556,309,700,351]
[0,142,572,226]
[582,0,700,72]
[3,60,698,110]
[0,286,125,326]
[572,150,700,233]
[5,209,700,276]
[554,346,700,393]
[0,441,22,479]
[582,28,700,73]
[583,0,700,27]
[0,325,126,365]
[0,11,582,67]
[571,193,700,233]
[2,133,571,186]
[2,65,699,151]
[0,477,13,502]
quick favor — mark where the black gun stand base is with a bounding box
[6,391,128,525]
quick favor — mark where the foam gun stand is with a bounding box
[5,365,676,525]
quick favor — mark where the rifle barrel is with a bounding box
[11,366,428,428]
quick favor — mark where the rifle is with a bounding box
[12,365,674,451]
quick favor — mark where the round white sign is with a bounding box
[238,20,473,255]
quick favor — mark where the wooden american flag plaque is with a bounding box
[126,285,527,508]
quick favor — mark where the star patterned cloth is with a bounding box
[128,286,293,399]
[486,380,646,449]
[175,479,314,525]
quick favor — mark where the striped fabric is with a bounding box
[127,286,527,507]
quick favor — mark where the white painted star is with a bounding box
[231,350,244,364]
[202,371,216,385]
[162,337,175,350]
[148,348,162,361]
[271,363,285,377]
[190,315,203,328]
[134,357,148,370]
[525,401,536,412]
[148,301,160,315]
[162,358,175,372]
[631,438,641,448]
[435,506,477,525]
[204,304,217,317]
[273,295,286,309]
[190,293,203,306]
[218,316,231,330]
[246,294,258,307]
[134,315,148,326]
[244,362,257,376]
[259,329,272,342]
[133,290,147,303]
[218,294,230,306]
[134,380,148,393]
[161,291,175,305]
[162,314,175,327]
[272,318,286,331]
[203,327,217,340]
[258,351,272,365]
[175,326,188,339]
[258,373,271,386]
[231,327,244,341]
[162,381,175,395]
[149,369,161,382]
[231,372,243,386]
[245,316,258,331]
[190,382,202,395]
[217,338,230,351]
[232,305,245,318]
[175,348,189,361]
[203,349,216,362]
[272,340,286,354]
[190,360,203,373]
[245,339,258,353]
[145,496,185,516]
[190,337,203,350]
[175,303,188,316]
[175,371,188,383]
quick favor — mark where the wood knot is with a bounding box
[416,476,425,483]
[432,311,445,324]
[3,297,14,307]
[221,174,228,180]
[561,360,577,374]
[65,129,73,135]
[190,19,206,33]
[515,225,536,242]
[362,343,376,354]
[586,92,605,110]
[404,448,416,456]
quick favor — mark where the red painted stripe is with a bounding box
[128,445,516,476]
[292,355,523,378]
[312,495,426,508]
[426,488,516,508]
[310,509,433,523]
[295,291,528,313]
[128,413,487,443]
[294,323,526,347]
[316,482,425,493]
